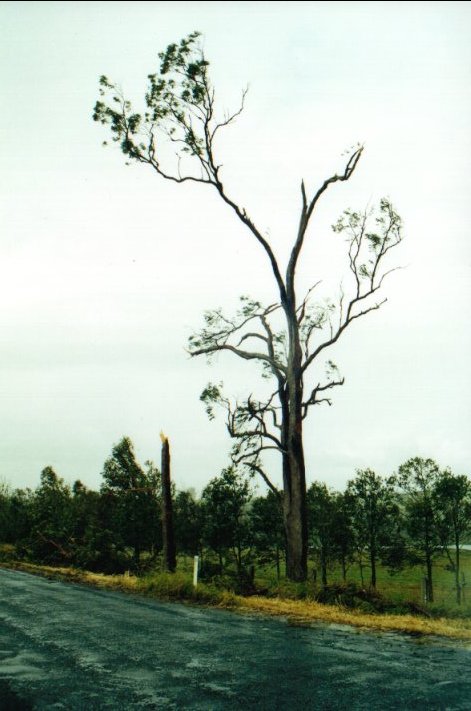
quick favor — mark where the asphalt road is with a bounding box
[0,568,470,710]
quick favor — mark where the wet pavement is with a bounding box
[0,568,470,709]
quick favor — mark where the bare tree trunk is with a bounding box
[282,406,308,581]
[282,306,308,582]
[160,433,176,573]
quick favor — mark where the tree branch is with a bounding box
[286,146,364,296]
[302,377,345,417]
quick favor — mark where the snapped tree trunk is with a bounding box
[160,433,176,573]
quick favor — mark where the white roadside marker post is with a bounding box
[193,555,199,588]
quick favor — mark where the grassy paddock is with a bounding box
[248,551,471,615]
[2,558,471,641]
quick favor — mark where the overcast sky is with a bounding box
[1,1,470,494]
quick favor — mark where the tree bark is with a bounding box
[161,433,176,573]
[281,346,308,581]
[281,299,308,581]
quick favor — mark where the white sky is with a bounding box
[1,1,470,494]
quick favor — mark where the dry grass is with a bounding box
[3,560,471,641]
[231,596,471,640]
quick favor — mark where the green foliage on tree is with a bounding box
[2,436,469,610]
[29,466,73,563]
[397,457,442,602]
[434,469,471,604]
[330,492,356,582]
[201,467,253,576]
[173,489,202,558]
[101,437,161,569]
[307,482,338,586]
[346,469,401,588]
[67,480,113,571]
[250,490,285,581]
[0,480,13,543]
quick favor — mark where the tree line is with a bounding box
[1,441,470,604]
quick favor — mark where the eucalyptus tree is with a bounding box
[434,470,471,605]
[94,32,402,580]
[201,467,253,576]
[250,490,285,581]
[0,480,13,543]
[173,489,202,560]
[397,457,442,602]
[307,481,337,586]
[330,491,355,582]
[346,469,399,589]
[31,466,73,563]
[101,437,160,568]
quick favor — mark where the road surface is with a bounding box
[0,568,470,709]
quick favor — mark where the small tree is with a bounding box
[250,490,285,581]
[397,457,442,602]
[101,436,160,568]
[0,480,13,543]
[201,467,252,575]
[307,482,337,586]
[434,470,471,605]
[6,488,34,551]
[346,469,398,589]
[94,32,403,581]
[330,491,355,582]
[69,480,115,571]
[31,466,73,563]
[173,489,202,560]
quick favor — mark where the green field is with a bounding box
[175,549,471,618]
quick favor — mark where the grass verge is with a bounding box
[2,559,471,641]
